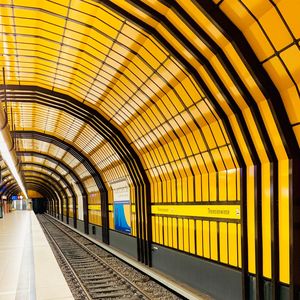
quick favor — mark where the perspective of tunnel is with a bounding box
[0,1,299,299]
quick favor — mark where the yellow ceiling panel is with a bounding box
[3,1,296,226]
[39,10,65,26]
[8,98,129,186]
[44,160,57,169]
[1,25,14,35]
[59,35,79,49]
[79,51,102,72]
[0,7,13,19]
[123,64,144,86]
[277,0,300,38]
[280,45,300,85]
[0,0,11,5]
[263,56,293,92]
[12,7,39,22]
[116,32,144,50]
[80,46,106,64]
[259,6,293,51]
[41,0,69,15]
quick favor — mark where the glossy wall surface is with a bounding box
[0,1,299,299]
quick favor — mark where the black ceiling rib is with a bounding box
[0,3,170,101]
[21,163,76,223]
[0,167,66,204]
[1,172,68,202]
[19,155,83,227]
[2,162,76,200]
[23,172,69,221]
[13,131,106,193]
[24,182,60,217]
[194,0,298,156]
[17,151,86,198]
[5,182,59,217]
[3,87,151,264]
[15,132,102,231]
[26,183,59,204]
[6,183,54,202]
[96,0,254,290]
[124,1,269,298]
[14,132,107,240]
[2,86,149,190]
[6,186,22,199]
[189,2,300,299]
[21,176,66,209]
[1,177,62,201]
[4,180,53,198]
[24,172,69,201]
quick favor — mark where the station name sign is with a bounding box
[151,204,240,220]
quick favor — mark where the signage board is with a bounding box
[111,180,131,234]
[151,204,241,220]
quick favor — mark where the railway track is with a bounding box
[38,215,183,300]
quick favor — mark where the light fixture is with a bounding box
[0,130,28,199]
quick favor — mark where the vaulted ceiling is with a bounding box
[0,0,299,287]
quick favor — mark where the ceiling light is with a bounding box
[0,131,28,199]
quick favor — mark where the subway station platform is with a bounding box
[0,211,73,300]
[0,1,298,298]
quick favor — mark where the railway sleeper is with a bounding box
[90,291,137,299]
[79,274,115,280]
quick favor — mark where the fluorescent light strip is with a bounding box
[0,131,28,199]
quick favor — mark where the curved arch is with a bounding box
[22,163,75,223]
[1,172,67,209]
[17,152,86,227]
[5,186,22,199]
[8,88,152,261]
[26,176,65,216]
[3,180,60,217]
[18,151,87,228]
[2,37,254,273]
[2,135,90,226]
[27,182,59,217]
[106,3,300,295]
[24,172,69,215]
[14,131,105,236]
[1,170,68,199]
[18,152,86,195]
[0,2,298,296]
[94,3,299,295]
[4,55,244,270]
[6,186,23,199]
[25,182,59,216]
[14,130,106,191]
[94,3,299,292]
[2,162,75,200]
[6,183,57,215]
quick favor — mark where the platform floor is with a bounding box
[0,211,73,300]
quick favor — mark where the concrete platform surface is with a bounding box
[0,211,73,300]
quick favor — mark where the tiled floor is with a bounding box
[0,211,73,300]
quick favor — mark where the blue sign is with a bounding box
[114,200,131,234]
[11,195,18,200]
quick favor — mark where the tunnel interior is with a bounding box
[0,1,299,299]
